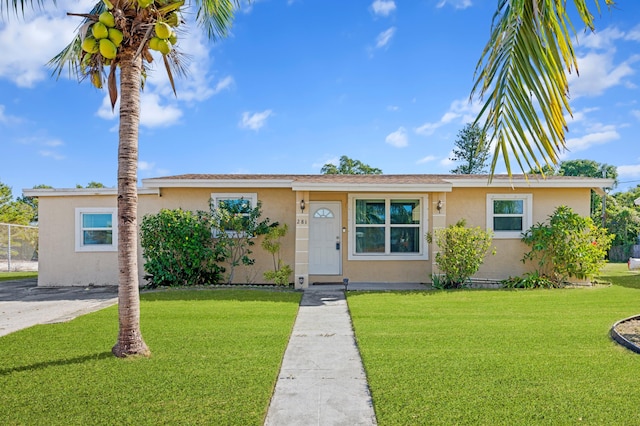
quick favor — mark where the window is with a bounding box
[75,208,117,252]
[211,193,257,236]
[349,195,427,260]
[486,194,532,239]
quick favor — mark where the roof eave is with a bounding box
[22,188,159,197]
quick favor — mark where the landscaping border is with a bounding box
[610,314,640,354]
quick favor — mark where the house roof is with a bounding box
[142,174,615,193]
[23,174,616,197]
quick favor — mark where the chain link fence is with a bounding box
[0,223,38,272]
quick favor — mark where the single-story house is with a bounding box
[24,174,614,289]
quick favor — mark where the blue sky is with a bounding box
[1,0,640,197]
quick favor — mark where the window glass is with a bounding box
[391,200,420,224]
[82,213,112,229]
[493,217,523,231]
[83,230,113,245]
[390,227,420,253]
[493,200,523,215]
[76,209,117,251]
[352,197,424,258]
[355,227,385,253]
[356,200,385,224]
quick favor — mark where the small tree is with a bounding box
[140,209,225,288]
[261,224,293,286]
[426,220,495,288]
[521,206,614,284]
[449,123,490,174]
[212,199,272,284]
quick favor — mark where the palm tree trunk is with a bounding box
[112,50,150,358]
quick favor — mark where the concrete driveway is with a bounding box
[0,279,118,337]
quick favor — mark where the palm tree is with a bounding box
[1,0,241,357]
[472,0,615,176]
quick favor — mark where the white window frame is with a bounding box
[348,194,428,261]
[486,193,533,239]
[210,193,258,238]
[75,208,118,252]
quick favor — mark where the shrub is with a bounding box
[501,271,558,289]
[261,224,293,286]
[427,220,495,289]
[140,209,225,288]
[521,206,614,284]
[211,200,272,284]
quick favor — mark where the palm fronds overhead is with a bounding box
[472,0,615,177]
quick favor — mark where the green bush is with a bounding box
[427,220,495,288]
[140,209,225,288]
[261,224,293,286]
[521,205,614,284]
[501,271,558,289]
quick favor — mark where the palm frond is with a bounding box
[195,0,241,40]
[472,0,615,178]
[0,0,50,18]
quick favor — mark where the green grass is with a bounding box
[0,271,37,281]
[349,263,640,425]
[0,289,301,425]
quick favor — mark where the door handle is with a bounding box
[336,242,340,250]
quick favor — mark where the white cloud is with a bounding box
[385,127,408,147]
[38,150,65,160]
[138,161,155,171]
[375,27,396,49]
[240,109,273,131]
[578,27,625,50]
[440,152,455,166]
[625,24,640,42]
[0,105,22,125]
[371,0,396,17]
[415,98,482,136]
[313,156,339,170]
[436,0,473,10]
[563,126,619,155]
[618,164,640,177]
[387,105,399,111]
[416,155,436,164]
[0,0,95,87]
[568,51,636,98]
[632,110,640,120]
[97,92,183,128]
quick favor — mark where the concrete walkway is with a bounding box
[264,289,378,426]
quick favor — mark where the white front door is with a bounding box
[309,202,341,275]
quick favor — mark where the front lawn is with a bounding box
[349,263,640,425]
[0,271,37,281]
[0,289,300,425]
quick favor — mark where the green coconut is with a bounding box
[148,37,162,51]
[155,22,172,39]
[82,37,99,54]
[99,11,115,28]
[99,38,118,59]
[92,22,109,40]
[157,39,171,55]
[108,28,123,47]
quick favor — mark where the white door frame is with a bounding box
[308,201,342,275]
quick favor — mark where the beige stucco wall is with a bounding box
[37,188,296,287]
[36,184,592,287]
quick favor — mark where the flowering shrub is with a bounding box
[427,220,495,289]
[521,206,614,284]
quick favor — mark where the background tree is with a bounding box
[449,123,490,174]
[321,155,382,175]
[76,181,107,188]
[0,182,36,225]
[16,184,52,223]
[0,0,243,358]
[473,0,615,176]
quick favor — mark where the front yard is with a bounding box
[349,263,640,425]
